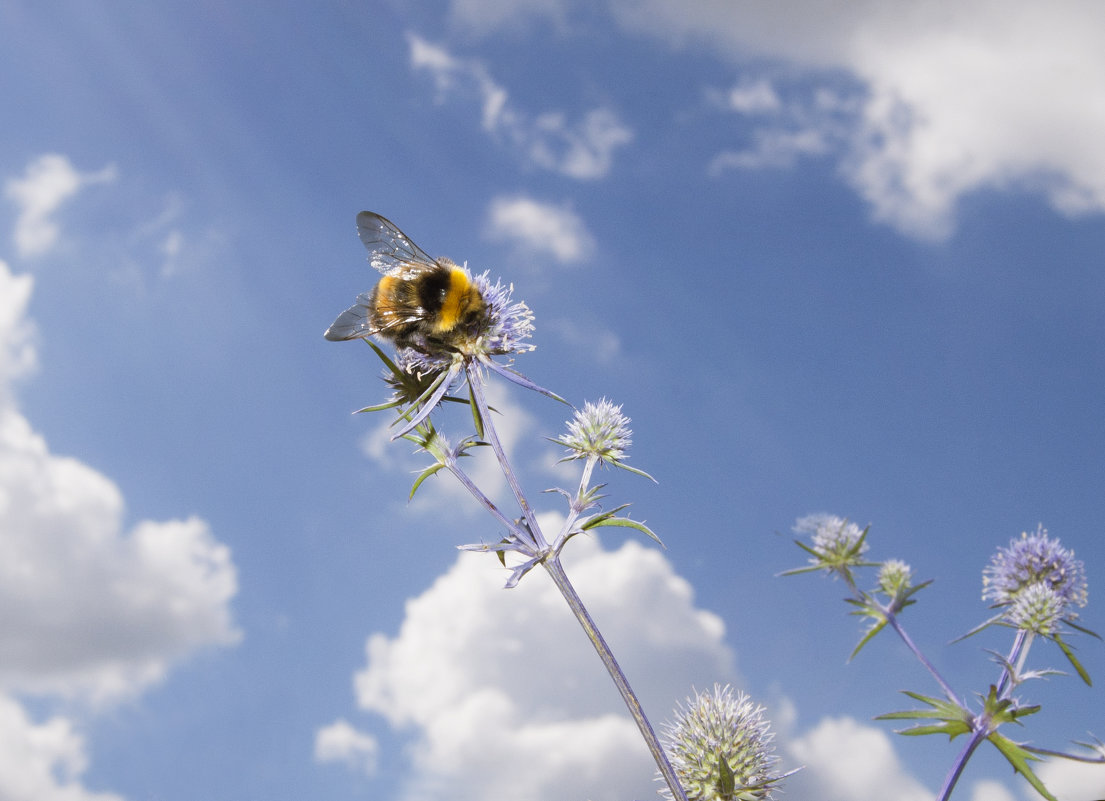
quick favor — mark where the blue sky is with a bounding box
[1,2,1104,800]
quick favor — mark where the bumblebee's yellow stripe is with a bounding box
[436,268,470,331]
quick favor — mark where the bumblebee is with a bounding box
[324,211,487,353]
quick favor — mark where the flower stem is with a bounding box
[883,610,962,705]
[466,361,547,550]
[936,624,1032,801]
[463,361,684,798]
[542,555,689,801]
[444,457,529,543]
[995,629,1030,698]
[936,729,985,801]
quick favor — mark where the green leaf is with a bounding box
[468,382,484,439]
[576,483,608,510]
[409,464,445,499]
[897,722,971,738]
[790,538,823,559]
[355,399,405,413]
[364,338,400,372]
[777,564,827,577]
[980,684,1040,727]
[494,537,512,568]
[876,690,972,739]
[988,732,1057,801]
[1053,634,1093,686]
[612,460,657,482]
[1063,618,1102,640]
[584,514,664,546]
[716,752,736,798]
[951,612,1007,644]
[849,617,889,661]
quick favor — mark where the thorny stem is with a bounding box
[460,364,688,801]
[880,606,974,801]
[996,629,1031,698]
[466,361,547,551]
[442,452,528,542]
[936,730,986,801]
[937,625,1032,801]
[543,556,690,801]
[883,609,962,705]
[551,454,598,553]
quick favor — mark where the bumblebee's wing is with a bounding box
[357,211,439,275]
[323,290,434,341]
[324,291,377,341]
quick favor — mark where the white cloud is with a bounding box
[0,694,123,801]
[705,79,853,174]
[969,779,1017,801]
[4,154,116,258]
[614,0,1105,240]
[407,33,633,179]
[484,195,595,264]
[448,0,568,33]
[408,33,507,132]
[0,259,240,704]
[1035,755,1105,801]
[0,262,37,394]
[709,127,833,173]
[525,107,634,180]
[314,719,379,776]
[722,77,782,114]
[159,229,183,277]
[0,244,240,796]
[785,716,932,801]
[441,0,1105,240]
[346,531,735,801]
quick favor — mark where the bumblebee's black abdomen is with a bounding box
[416,268,452,313]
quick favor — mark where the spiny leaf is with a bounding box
[952,612,1006,644]
[1063,618,1102,640]
[988,732,1057,801]
[876,690,971,739]
[1053,634,1093,686]
[778,563,827,577]
[409,464,445,499]
[716,752,736,798]
[355,398,405,413]
[611,460,657,482]
[584,515,664,547]
[896,722,971,738]
[849,617,889,661]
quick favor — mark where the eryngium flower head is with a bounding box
[793,514,869,579]
[878,559,913,598]
[470,271,535,357]
[553,398,632,466]
[660,684,783,801]
[1007,581,1066,635]
[983,526,1088,627]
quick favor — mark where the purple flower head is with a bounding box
[983,525,1088,627]
[471,271,535,357]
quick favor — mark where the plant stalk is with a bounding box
[543,555,689,801]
